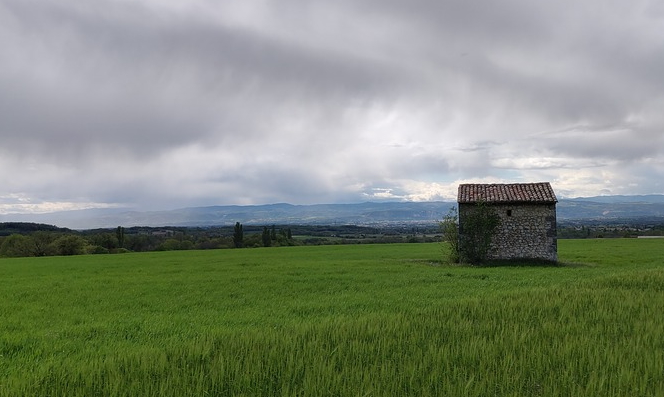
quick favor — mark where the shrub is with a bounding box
[88,245,110,254]
[440,207,460,263]
[458,201,500,265]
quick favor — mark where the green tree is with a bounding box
[125,234,158,252]
[32,231,55,256]
[459,201,500,265]
[271,228,291,247]
[116,226,126,248]
[159,239,181,251]
[243,233,262,248]
[262,226,272,247]
[51,235,87,256]
[0,234,36,257]
[90,232,119,250]
[233,222,244,248]
[158,239,194,251]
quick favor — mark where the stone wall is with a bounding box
[459,203,557,262]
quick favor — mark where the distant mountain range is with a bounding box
[2,195,664,230]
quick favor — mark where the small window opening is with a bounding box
[507,209,513,217]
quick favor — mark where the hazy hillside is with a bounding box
[1,196,663,229]
[568,195,664,204]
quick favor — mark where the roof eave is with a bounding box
[459,197,557,204]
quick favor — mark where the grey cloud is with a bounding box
[1,0,663,212]
[1,0,405,157]
[534,123,664,162]
[363,0,664,127]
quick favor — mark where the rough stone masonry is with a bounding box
[457,183,558,262]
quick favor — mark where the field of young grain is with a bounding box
[1,239,663,396]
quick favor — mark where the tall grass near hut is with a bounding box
[1,240,663,396]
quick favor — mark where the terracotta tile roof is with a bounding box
[457,182,557,204]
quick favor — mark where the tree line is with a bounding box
[0,222,442,258]
[0,223,293,258]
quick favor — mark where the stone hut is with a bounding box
[457,182,558,262]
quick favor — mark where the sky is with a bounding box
[2,0,664,214]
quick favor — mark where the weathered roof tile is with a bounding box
[457,182,557,204]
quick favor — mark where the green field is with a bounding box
[1,239,663,396]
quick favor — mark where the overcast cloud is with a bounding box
[1,0,663,213]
